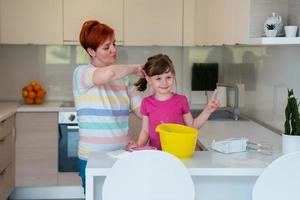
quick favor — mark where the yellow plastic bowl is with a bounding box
[156,123,198,159]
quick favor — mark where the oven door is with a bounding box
[58,124,79,172]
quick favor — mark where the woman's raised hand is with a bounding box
[135,64,144,77]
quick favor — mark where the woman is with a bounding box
[73,20,142,192]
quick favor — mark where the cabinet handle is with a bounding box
[0,136,5,142]
[67,125,79,130]
[0,133,8,142]
[0,168,6,176]
[0,118,7,124]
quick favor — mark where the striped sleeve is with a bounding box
[126,76,141,110]
[73,65,96,95]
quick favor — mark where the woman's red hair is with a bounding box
[79,20,114,52]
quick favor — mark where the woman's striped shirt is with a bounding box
[73,64,141,160]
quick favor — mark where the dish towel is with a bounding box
[191,63,218,91]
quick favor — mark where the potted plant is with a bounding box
[265,24,278,37]
[282,89,300,154]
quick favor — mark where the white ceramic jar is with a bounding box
[264,12,283,37]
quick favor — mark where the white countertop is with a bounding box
[0,100,283,177]
[16,101,63,112]
[87,148,281,177]
[199,120,282,153]
[0,101,20,121]
[0,100,76,121]
[87,118,282,177]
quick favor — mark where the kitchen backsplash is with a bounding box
[0,44,299,132]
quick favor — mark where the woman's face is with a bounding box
[90,35,117,67]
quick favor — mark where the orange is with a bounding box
[25,97,34,104]
[37,90,46,98]
[34,98,44,104]
[22,81,47,105]
[33,84,41,91]
[22,90,28,97]
[25,85,33,92]
[28,91,36,98]
[30,80,37,86]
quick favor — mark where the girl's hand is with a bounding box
[125,141,138,151]
[206,89,219,114]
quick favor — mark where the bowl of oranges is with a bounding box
[22,80,47,105]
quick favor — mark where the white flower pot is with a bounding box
[265,29,278,37]
[282,134,300,154]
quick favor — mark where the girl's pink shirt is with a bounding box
[140,93,190,150]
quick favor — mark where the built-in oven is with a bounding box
[58,111,79,172]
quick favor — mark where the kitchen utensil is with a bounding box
[264,12,283,37]
[247,141,273,155]
[156,123,198,159]
[211,137,248,154]
[284,26,298,37]
[129,146,157,151]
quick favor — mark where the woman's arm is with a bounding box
[93,64,143,85]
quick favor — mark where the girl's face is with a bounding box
[89,35,117,67]
[147,70,175,95]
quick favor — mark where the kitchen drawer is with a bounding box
[0,163,14,200]
[0,115,14,139]
[0,133,13,172]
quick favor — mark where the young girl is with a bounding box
[127,54,219,150]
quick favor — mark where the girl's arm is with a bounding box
[93,64,143,85]
[132,107,142,119]
[126,115,149,150]
[136,116,150,147]
[183,90,219,129]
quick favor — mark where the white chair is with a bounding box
[252,151,300,200]
[102,150,195,200]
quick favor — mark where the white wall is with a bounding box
[0,44,299,133]
[223,45,300,132]
[0,45,221,102]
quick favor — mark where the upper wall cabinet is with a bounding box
[63,0,123,44]
[183,0,195,46]
[194,0,300,45]
[124,0,183,46]
[195,0,235,45]
[0,0,63,44]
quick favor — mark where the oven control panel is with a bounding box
[59,112,78,124]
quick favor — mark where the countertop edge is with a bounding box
[0,102,20,121]
[86,151,280,177]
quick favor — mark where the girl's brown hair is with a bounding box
[135,54,175,91]
[79,20,114,52]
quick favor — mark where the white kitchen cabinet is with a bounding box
[183,0,195,46]
[0,115,15,200]
[15,112,58,186]
[194,0,300,45]
[63,0,123,44]
[124,0,183,46]
[195,0,235,45]
[0,0,63,44]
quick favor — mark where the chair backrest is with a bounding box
[252,151,300,200]
[102,150,195,200]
